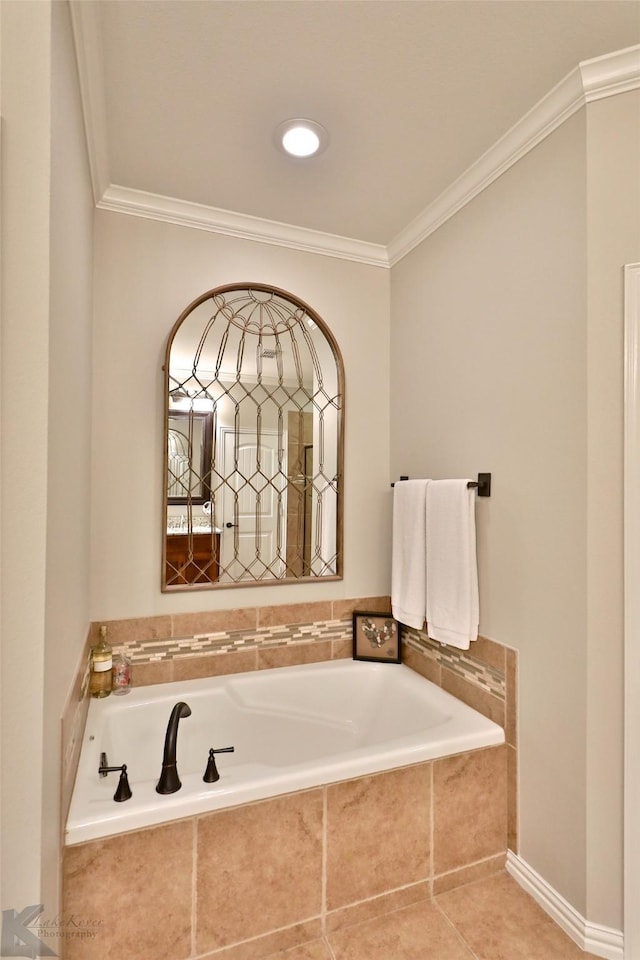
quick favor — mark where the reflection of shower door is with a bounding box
[219,428,285,581]
[303,444,313,574]
[285,411,313,577]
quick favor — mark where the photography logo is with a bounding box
[1,904,57,958]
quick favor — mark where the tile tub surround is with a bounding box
[83,601,516,727]
[84,597,394,677]
[60,640,92,835]
[61,598,518,851]
[402,625,518,853]
[59,597,390,824]
[62,744,507,960]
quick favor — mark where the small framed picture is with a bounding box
[352,612,401,663]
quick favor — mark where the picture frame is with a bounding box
[352,611,401,663]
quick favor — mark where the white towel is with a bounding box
[426,479,479,649]
[391,480,429,629]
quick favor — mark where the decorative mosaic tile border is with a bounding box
[115,617,352,663]
[107,613,506,707]
[401,625,506,700]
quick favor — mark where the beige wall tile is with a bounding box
[258,640,332,670]
[61,678,87,751]
[257,602,333,628]
[64,632,91,707]
[196,791,323,953]
[472,636,506,673]
[133,658,175,687]
[61,654,89,760]
[173,648,258,681]
[507,743,518,853]
[62,820,193,959]
[402,643,441,685]
[433,745,507,875]
[441,668,505,727]
[326,764,431,910]
[90,615,173,645]
[60,695,90,828]
[172,607,257,636]
[505,647,518,748]
[331,637,353,660]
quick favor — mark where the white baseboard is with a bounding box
[506,851,624,960]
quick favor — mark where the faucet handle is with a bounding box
[98,762,132,802]
[203,746,235,783]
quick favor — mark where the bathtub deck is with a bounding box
[66,660,504,845]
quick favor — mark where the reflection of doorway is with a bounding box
[219,428,285,581]
[286,411,313,577]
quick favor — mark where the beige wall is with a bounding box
[0,0,93,914]
[585,89,640,926]
[44,0,94,915]
[1,0,52,909]
[90,213,391,619]
[390,95,640,930]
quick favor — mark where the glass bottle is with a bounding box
[89,625,112,699]
[112,649,132,695]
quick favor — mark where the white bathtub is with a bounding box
[65,659,504,845]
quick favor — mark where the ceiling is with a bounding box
[73,1,640,255]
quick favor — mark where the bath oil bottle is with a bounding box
[112,649,132,695]
[89,625,112,698]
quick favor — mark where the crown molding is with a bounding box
[70,9,639,269]
[581,42,640,102]
[69,0,110,203]
[387,63,588,265]
[388,66,586,264]
[97,185,390,267]
[388,44,640,265]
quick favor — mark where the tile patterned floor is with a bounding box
[264,872,598,960]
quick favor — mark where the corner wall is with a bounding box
[390,90,640,931]
[585,89,640,926]
[390,113,591,917]
[0,0,52,909]
[0,0,93,917]
[44,0,94,916]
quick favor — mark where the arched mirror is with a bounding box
[163,283,344,590]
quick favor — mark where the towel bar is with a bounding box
[391,473,491,497]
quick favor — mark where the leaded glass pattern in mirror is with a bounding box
[163,284,344,590]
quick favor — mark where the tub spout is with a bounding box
[156,701,191,794]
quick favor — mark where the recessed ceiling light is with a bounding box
[274,119,329,158]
